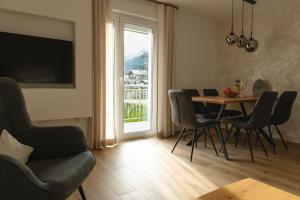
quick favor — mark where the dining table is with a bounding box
[192,96,258,160]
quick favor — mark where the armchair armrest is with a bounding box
[23,126,88,160]
[0,155,60,200]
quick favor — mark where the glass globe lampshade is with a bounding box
[236,35,248,48]
[226,32,238,45]
[246,37,259,52]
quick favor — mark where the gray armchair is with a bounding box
[0,77,96,200]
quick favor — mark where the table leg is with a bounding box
[216,104,229,160]
[215,125,229,160]
[240,103,247,116]
[217,104,226,121]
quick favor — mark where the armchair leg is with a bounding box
[79,185,86,200]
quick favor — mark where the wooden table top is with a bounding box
[197,178,300,200]
[192,96,258,105]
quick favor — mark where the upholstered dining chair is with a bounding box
[223,92,278,162]
[0,77,96,200]
[181,89,208,142]
[182,89,218,147]
[168,90,219,162]
[268,91,297,150]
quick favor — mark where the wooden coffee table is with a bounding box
[197,178,300,200]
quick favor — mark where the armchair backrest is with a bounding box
[0,77,32,139]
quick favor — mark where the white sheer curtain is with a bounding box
[157,4,175,138]
[88,0,117,149]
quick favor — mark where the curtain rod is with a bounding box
[146,0,179,10]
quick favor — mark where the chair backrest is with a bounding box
[203,89,221,113]
[182,89,206,114]
[168,90,182,127]
[203,89,219,96]
[249,91,278,129]
[271,91,297,125]
[0,77,32,139]
[168,90,197,129]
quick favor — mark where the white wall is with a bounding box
[173,8,216,92]
[112,0,156,20]
[0,0,93,122]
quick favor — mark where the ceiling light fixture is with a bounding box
[226,0,258,52]
[245,3,259,52]
[236,0,248,48]
[226,0,238,45]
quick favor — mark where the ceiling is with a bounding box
[159,0,236,19]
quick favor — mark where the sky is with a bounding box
[124,29,151,58]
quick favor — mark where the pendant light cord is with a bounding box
[231,0,234,32]
[250,4,254,38]
[241,0,245,34]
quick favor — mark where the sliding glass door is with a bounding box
[114,13,157,139]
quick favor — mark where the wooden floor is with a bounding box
[68,133,300,200]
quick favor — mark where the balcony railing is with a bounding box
[124,85,149,123]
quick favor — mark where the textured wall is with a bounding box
[215,0,300,143]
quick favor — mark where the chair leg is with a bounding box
[256,131,268,157]
[267,125,274,143]
[260,128,274,145]
[190,130,197,162]
[260,128,276,154]
[171,128,186,153]
[275,125,288,150]
[79,185,86,200]
[246,129,255,162]
[267,126,276,154]
[195,129,200,148]
[208,128,218,156]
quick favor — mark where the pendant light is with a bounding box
[246,4,259,52]
[226,0,238,45]
[236,0,248,48]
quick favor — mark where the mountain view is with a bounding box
[124,50,148,74]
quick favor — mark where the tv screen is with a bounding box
[0,31,74,88]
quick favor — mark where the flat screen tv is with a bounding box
[0,31,74,88]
